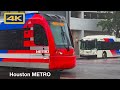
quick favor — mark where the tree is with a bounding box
[97,11,120,38]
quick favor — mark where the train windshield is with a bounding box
[49,22,72,48]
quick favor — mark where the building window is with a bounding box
[71,11,81,18]
[84,12,112,19]
[84,12,91,19]
[91,13,97,19]
[98,13,106,19]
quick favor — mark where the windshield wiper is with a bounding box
[61,27,70,51]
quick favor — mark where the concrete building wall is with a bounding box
[70,11,111,55]
[84,31,109,37]
[71,30,81,55]
[70,17,102,31]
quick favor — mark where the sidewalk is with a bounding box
[76,55,83,59]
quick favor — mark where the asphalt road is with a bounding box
[60,58,120,79]
[1,58,120,79]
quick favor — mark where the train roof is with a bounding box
[81,35,116,41]
[83,35,115,39]
[40,13,66,22]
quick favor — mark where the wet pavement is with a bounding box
[60,58,120,79]
[0,58,120,79]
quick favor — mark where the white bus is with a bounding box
[79,35,120,58]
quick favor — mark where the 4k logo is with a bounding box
[4,13,25,24]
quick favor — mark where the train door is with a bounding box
[29,23,49,69]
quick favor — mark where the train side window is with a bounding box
[34,24,48,46]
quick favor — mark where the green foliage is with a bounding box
[97,11,120,37]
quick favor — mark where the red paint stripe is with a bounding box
[104,38,110,42]
[24,30,33,38]
[3,58,49,63]
[110,50,116,56]
[24,41,30,47]
[8,50,49,54]
[24,41,36,47]
[8,50,36,53]
[30,41,36,46]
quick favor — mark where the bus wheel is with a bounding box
[102,52,107,59]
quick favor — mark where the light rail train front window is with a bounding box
[49,22,72,48]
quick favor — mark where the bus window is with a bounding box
[80,40,96,50]
[33,24,48,46]
[99,42,120,50]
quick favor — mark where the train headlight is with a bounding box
[55,50,63,55]
[73,51,75,55]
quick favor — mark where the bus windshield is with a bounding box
[49,22,72,48]
[80,40,96,50]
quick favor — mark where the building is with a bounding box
[0,11,109,55]
[69,11,109,55]
[41,11,109,55]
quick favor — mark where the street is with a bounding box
[0,58,120,79]
[60,58,120,79]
